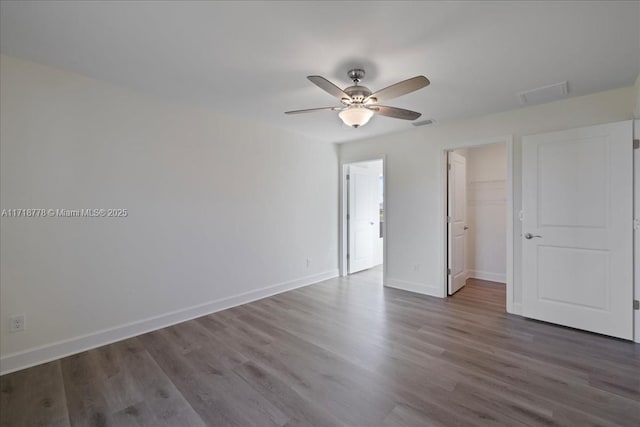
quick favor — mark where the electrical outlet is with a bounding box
[10,314,25,332]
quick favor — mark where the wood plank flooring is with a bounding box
[2,269,639,426]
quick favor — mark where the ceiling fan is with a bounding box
[285,69,430,128]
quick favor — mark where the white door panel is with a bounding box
[348,165,379,274]
[537,138,608,227]
[522,121,633,340]
[448,152,468,295]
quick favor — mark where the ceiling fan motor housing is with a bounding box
[344,85,372,103]
[344,68,372,103]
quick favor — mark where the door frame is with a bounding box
[440,136,516,313]
[339,156,387,285]
[634,119,639,343]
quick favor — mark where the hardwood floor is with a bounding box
[1,270,639,426]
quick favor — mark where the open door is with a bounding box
[522,121,633,340]
[348,164,380,274]
[447,151,468,295]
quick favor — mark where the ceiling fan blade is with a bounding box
[307,76,351,101]
[367,76,430,102]
[285,106,342,115]
[368,105,422,121]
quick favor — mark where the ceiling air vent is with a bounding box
[412,119,434,127]
[518,81,568,106]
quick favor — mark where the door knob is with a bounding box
[524,233,542,239]
[370,221,375,225]
[464,226,469,230]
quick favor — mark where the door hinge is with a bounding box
[447,268,451,275]
[634,139,639,150]
[447,216,451,223]
[634,218,639,231]
[347,214,350,220]
[448,163,451,171]
[346,253,350,260]
[346,174,350,180]
[634,300,639,310]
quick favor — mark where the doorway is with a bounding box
[443,138,514,310]
[340,159,385,280]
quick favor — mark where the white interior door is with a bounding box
[522,121,633,340]
[348,164,379,274]
[448,152,468,295]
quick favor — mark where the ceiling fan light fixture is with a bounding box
[286,69,429,128]
[339,106,374,128]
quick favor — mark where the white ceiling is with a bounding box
[1,1,639,143]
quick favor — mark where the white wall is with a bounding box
[466,143,507,182]
[0,55,339,373]
[340,85,635,310]
[465,143,507,283]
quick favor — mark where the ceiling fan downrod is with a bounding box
[347,68,365,85]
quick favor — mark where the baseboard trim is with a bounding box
[0,269,339,376]
[467,270,506,283]
[385,277,443,298]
